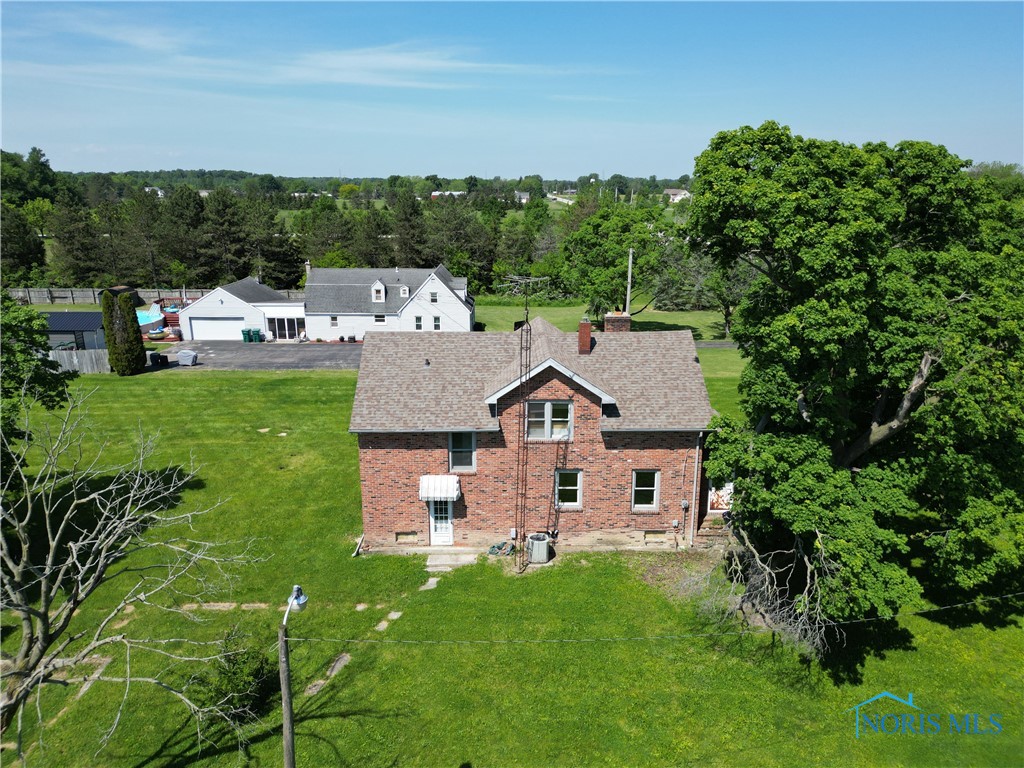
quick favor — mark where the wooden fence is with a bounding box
[48,349,111,374]
[8,287,306,305]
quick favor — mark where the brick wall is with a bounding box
[358,368,703,549]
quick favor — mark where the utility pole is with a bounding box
[625,247,634,314]
[279,585,308,768]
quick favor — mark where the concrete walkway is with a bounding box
[157,340,362,371]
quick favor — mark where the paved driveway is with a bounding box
[159,340,362,371]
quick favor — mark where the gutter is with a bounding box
[688,431,705,548]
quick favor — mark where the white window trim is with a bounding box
[415,316,423,331]
[329,316,338,328]
[555,469,582,508]
[449,432,476,472]
[374,315,386,324]
[632,470,660,511]
[430,291,438,303]
[433,316,441,331]
[526,400,573,441]
[400,286,409,297]
[372,283,385,303]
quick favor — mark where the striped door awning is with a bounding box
[419,475,462,501]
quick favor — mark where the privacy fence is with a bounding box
[8,287,307,304]
[48,349,111,374]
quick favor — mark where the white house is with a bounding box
[664,188,692,204]
[178,278,305,341]
[304,265,474,341]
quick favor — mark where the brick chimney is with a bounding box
[578,317,592,355]
[604,312,631,333]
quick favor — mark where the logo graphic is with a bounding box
[846,691,1002,739]
[846,692,919,738]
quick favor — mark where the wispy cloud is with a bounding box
[276,43,568,89]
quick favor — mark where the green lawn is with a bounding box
[474,298,728,340]
[4,371,1020,767]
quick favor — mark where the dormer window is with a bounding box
[372,280,385,303]
[400,285,409,298]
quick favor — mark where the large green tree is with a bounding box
[0,203,46,285]
[0,291,77,477]
[559,204,668,315]
[689,122,1024,654]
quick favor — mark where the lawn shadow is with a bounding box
[818,619,916,686]
[128,690,412,768]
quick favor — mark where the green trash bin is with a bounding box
[251,329,262,343]
[241,328,251,342]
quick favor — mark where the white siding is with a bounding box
[305,275,473,340]
[178,288,267,340]
[395,274,474,333]
[305,314,392,342]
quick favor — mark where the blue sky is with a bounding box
[2,2,1021,178]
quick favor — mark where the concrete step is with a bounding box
[425,553,478,570]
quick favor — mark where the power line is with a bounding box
[284,590,1024,648]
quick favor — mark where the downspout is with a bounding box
[688,431,705,547]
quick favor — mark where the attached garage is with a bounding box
[178,277,302,341]
[188,317,245,341]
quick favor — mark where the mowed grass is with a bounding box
[5,370,1021,767]
[475,299,728,341]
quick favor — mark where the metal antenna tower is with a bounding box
[497,276,548,572]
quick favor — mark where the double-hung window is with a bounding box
[374,315,386,324]
[329,316,338,328]
[430,292,438,303]
[415,316,423,330]
[632,470,660,510]
[449,432,476,471]
[433,316,441,331]
[527,401,572,440]
[555,469,581,508]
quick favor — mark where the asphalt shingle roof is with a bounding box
[42,311,104,332]
[350,317,714,433]
[305,266,467,314]
[220,277,292,304]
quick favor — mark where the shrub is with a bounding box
[194,625,277,725]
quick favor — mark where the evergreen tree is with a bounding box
[119,292,147,374]
[103,291,146,376]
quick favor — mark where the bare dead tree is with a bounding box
[725,526,843,657]
[0,389,257,756]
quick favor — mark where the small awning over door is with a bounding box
[419,475,461,501]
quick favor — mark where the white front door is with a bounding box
[429,500,454,546]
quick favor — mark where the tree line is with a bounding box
[0,147,708,315]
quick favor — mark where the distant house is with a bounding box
[350,316,714,550]
[664,188,691,204]
[430,190,467,200]
[514,191,531,204]
[304,265,474,341]
[177,277,305,341]
[42,311,106,350]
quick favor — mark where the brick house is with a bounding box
[350,316,714,551]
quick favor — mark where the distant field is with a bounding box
[475,299,728,341]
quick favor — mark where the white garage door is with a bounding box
[189,317,246,341]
